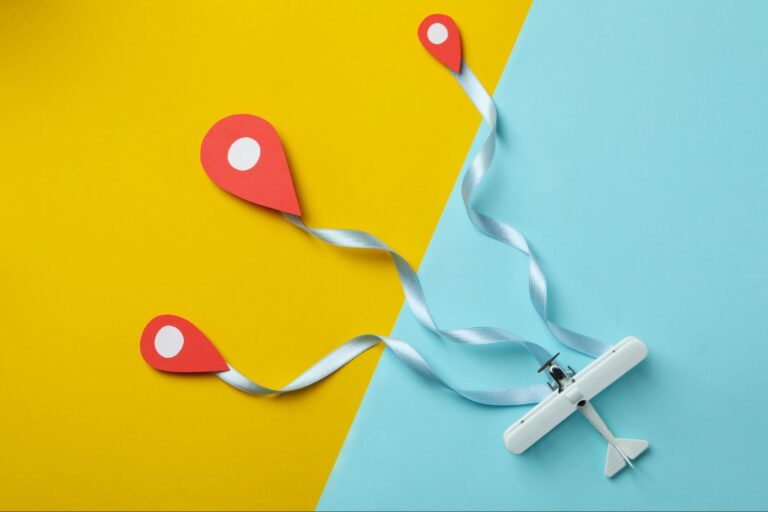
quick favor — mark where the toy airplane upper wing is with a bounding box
[503,336,648,476]
[566,336,648,402]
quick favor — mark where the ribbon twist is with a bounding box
[283,214,552,363]
[451,65,611,358]
[206,66,606,405]
[217,333,552,406]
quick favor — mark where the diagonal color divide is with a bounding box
[0,1,532,510]
[319,1,768,509]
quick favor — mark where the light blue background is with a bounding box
[319,1,768,509]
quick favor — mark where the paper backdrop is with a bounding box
[319,1,768,509]
[0,1,531,510]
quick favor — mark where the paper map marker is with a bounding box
[200,114,302,216]
[418,14,462,73]
[140,315,228,373]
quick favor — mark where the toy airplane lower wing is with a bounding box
[503,336,649,477]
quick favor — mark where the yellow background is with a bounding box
[0,1,531,509]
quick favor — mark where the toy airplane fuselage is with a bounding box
[503,336,649,477]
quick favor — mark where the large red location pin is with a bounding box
[418,14,462,73]
[140,315,229,373]
[200,114,302,216]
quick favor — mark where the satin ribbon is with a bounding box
[206,206,562,403]
[451,64,612,358]
[283,213,551,364]
[211,208,561,404]
[277,213,555,404]
[217,333,551,406]
[211,64,610,406]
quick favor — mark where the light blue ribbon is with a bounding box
[210,61,608,406]
[211,166,560,405]
[451,64,612,358]
[217,334,551,406]
[283,214,551,364]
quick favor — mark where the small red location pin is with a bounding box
[418,14,462,73]
[200,114,302,216]
[140,315,229,373]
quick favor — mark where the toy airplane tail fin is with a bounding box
[604,438,649,477]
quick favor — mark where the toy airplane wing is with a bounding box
[503,336,648,455]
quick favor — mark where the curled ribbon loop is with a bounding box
[283,213,553,365]
[217,333,552,406]
[450,65,612,358]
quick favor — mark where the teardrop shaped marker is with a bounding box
[418,14,462,73]
[200,114,302,216]
[140,315,229,373]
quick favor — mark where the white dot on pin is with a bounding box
[154,325,185,358]
[427,23,449,45]
[227,137,262,171]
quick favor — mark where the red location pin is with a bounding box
[140,315,229,373]
[418,14,462,73]
[200,114,302,216]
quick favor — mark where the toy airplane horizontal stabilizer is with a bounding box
[503,336,649,477]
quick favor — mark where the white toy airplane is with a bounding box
[504,336,649,477]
